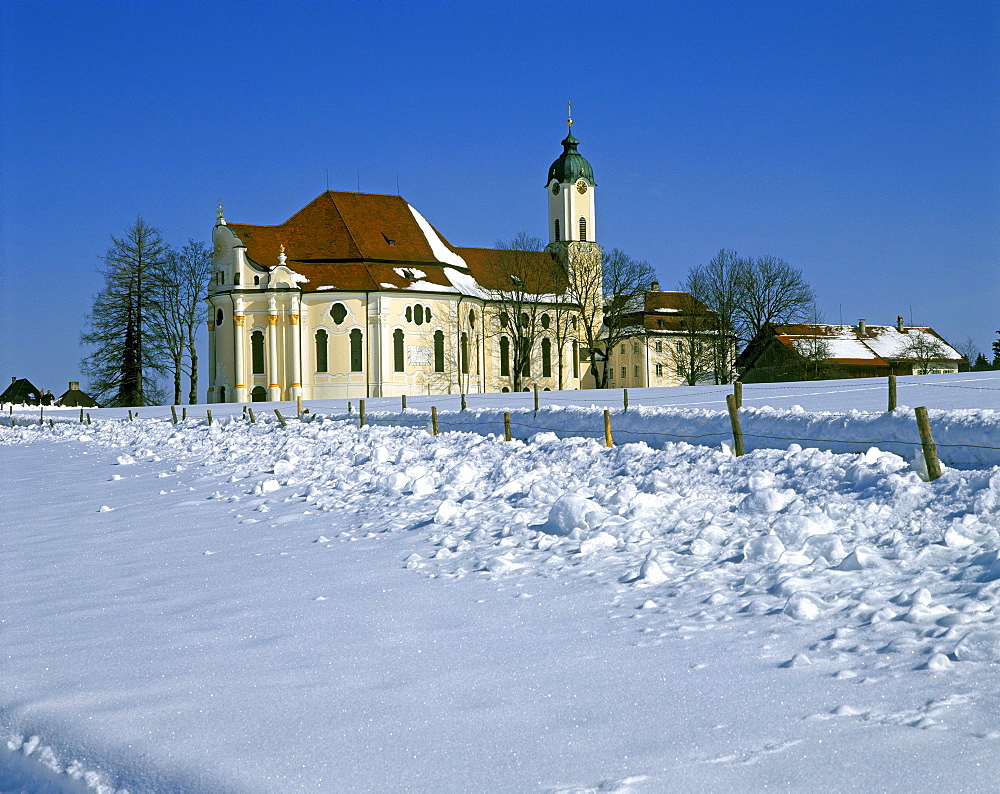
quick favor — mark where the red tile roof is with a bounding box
[224,191,568,296]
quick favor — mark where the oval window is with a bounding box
[499,312,509,328]
[541,313,551,329]
[414,304,424,326]
[405,306,413,322]
[520,312,529,327]
[216,308,224,326]
[424,306,432,323]
[331,303,348,324]
[468,309,475,327]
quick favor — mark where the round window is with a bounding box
[331,303,348,324]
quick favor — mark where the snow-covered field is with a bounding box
[2,373,999,792]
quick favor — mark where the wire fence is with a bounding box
[3,375,998,468]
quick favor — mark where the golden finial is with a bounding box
[280,244,285,253]
[567,99,573,131]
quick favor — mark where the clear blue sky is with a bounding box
[2,0,997,395]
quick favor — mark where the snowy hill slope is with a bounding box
[2,373,1000,791]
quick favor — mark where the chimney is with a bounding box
[897,316,904,332]
[650,281,660,292]
[69,381,80,391]
[10,376,15,384]
[858,319,866,336]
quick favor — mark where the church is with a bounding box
[206,124,604,402]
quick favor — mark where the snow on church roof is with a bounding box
[223,191,565,298]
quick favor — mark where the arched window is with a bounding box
[350,329,363,372]
[519,312,529,328]
[251,385,267,402]
[414,304,424,326]
[216,308,224,326]
[541,313,550,329]
[541,337,552,378]
[573,340,580,378]
[554,218,561,242]
[218,385,226,402]
[393,329,405,372]
[499,312,509,328]
[461,333,469,374]
[234,272,241,285]
[579,216,587,241]
[331,303,348,324]
[405,306,413,323]
[251,330,265,374]
[499,336,510,376]
[521,344,531,377]
[468,309,476,327]
[315,329,328,372]
[501,386,510,393]
[434,330,445,373]
[425,306,432,322]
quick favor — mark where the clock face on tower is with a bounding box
[551,183,560,195]
[576,179,588,194]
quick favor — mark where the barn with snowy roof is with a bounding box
[206,124,605,401]
[738,318,966,383]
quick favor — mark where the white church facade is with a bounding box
[206,126,603,402]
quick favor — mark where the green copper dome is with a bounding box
[547,133,596,185]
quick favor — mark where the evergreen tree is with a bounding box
[81,217,169,406]
[993,330,1000,368]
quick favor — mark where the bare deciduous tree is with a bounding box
[684,249,816,383]
[683,250,742,384]
[152,240,213,405]
[487,233,550,392]
[669,291,717,386]
[581,248,656,389]
[896,333,949,374]
[739,254,816,342]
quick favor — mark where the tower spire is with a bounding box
[566,99,573,133]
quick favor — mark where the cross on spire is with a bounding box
[567,99,573,132]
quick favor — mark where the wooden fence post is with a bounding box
[623,388,629,412]
[915,406,942,481]
[888,375,897,412]
[359,400,366,428]
[734,381,743,410]
[534,384,539,413]
[726,394,745,457]
[206,410,213,426]
[503,412,512,442]
[49,419,54,428]
[39,406,44,425]
[603,409,613,447]
[86,413,91,425]
[182,407,187,421]
[297,396,303,416]
[347,401,353,414]
[79,408,84,423]
[461,393,467,411]
[248,407,256,424]
[128,410,133,422]
[171,405,178,424]
[431,406,439,436]
[401,394,407,411]
[273,409,287,427]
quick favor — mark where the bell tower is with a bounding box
[546,102,596,244]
